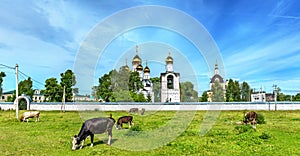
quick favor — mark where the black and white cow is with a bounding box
[116,116,134,130]
[72,117,114,150]
[243,111,258,129]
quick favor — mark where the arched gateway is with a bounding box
[14,94,31,110]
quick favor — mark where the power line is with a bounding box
[18,70,45,87]
[0,64,15,70]
[0,63,45,88]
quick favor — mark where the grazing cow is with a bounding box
[141,108,145,115]
[129,108,138,113]
[20,111,40,122]
[72,117,114,150]
[116,116,134,130]
[244,111,258,129]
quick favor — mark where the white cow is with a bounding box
[20,111,40,122]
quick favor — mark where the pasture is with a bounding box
[0,110,299,155]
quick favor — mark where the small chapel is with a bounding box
[160,51,181,102]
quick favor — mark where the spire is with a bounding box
[144,60,150,73]
[136,45,138,55]
[215,60,219,75]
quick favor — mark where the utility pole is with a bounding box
[273,84,278,111]
[15,64,19,120]
[61,85,65,112]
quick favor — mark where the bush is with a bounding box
[257,113,266,124]
[234,125,254,134]
[259,132,271,140]
[130,125,142,131]
[125,125,143,136]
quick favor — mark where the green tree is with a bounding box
[226,79,235,102]
[293,93,300,101]
[91,86,99,100]
[18,77,34,97]
[113,90,133,102]
[211,81,224,102]
[233,80,241,101]
[180,81,198,102]
[150,77,160,102]
[43,78,62,102]
[97,73,113,102]
[0,72,6,96]
[200,91,208,102]
[60,69,76,102]
[131,92,146,102]
[129,71,143,92]
[241,82,251,101]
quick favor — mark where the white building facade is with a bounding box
[160,52,180,102]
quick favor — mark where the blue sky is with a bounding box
[1,0,300,95]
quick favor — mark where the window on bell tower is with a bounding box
[167,75,174,89]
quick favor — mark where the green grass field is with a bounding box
[0,110,299,156]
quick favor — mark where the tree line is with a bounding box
[1,69,300,105]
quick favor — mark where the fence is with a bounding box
[1,102,300,111]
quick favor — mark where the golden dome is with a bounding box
[132,45,142,64]
[132,55,142,64]
[144,60,150,73]
[144,66,150,73]
[136,64,143,71]
[165,51,173,64]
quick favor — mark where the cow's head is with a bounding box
[72,135,80,150]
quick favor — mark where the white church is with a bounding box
[126,46,181,102]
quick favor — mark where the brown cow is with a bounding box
[243,111,258,129]
[116,116,134,130]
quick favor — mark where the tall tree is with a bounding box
[226,79,235,102]
[17,77,34,109]
[241,82,251,101]
[180,81,198,102]
[60,69,76,102]
[233,80,241,101]
[91,86,99,100]
[18,77,34,97]
[0,72,6,96]
[129,71,143,92]
[200,91,208,102]
[211,81,224,102]
[43,78,62,102]
[150,77,160,102]
[97,73,114,102]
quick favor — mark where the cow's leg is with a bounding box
[129,122,131,128]
[80,140,84,149]
[107,130,112,145]
[90,134,94,147]
[253,120,257,129]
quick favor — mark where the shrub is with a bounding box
[234,125,254,134]
[130,125,142,131]
[257,113,266,124]
[125,125,143,136]
[259,132,271,140]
